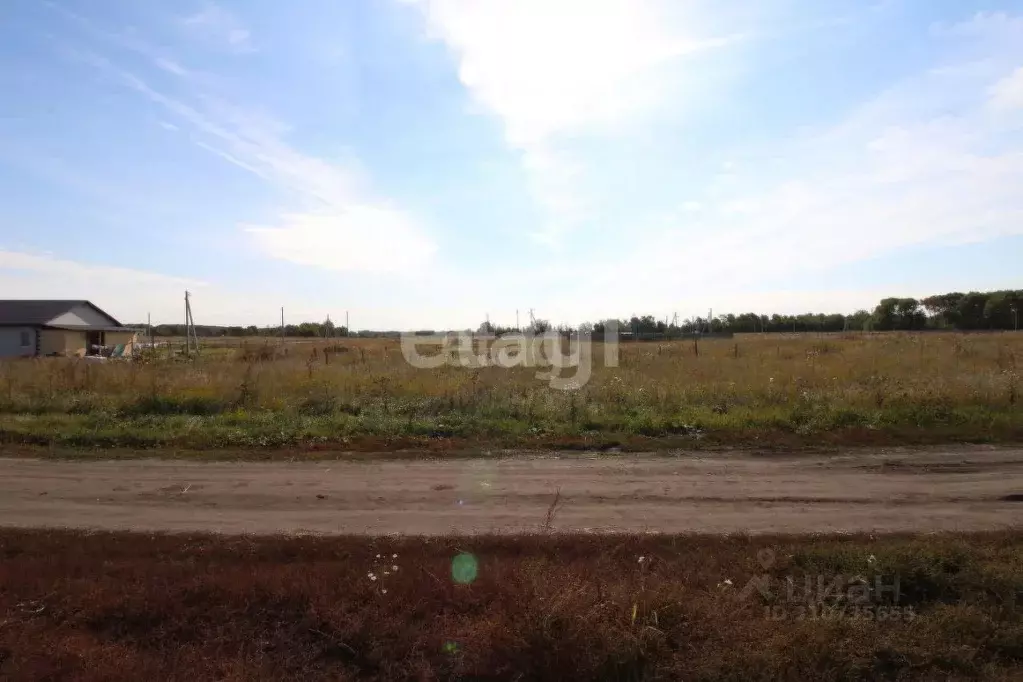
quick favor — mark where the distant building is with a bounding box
[0,300,138,358]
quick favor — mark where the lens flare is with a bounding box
[451,552,478,585]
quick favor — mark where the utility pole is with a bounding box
[280,307,284,346]
[346,310,349,337]
[184,291,199,355]
[516,309,520,332]
[148,312,153,350]
[184,293,190,355]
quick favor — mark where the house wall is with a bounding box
[106,331,137,353]
[39,330,136,356]
[0,327,37,358]
[47,304,118,328]
[39,330,87,356]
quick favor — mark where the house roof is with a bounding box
[0,300,124,327]
[46,325,137,333]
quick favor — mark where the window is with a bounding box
[19,331,30,347]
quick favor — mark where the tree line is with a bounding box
[580,290,1020,335]
[136,321,350,339]
[133,289,1021,338]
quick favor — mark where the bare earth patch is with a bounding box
[1,445,1021,535]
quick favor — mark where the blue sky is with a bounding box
[1,0,1021,328]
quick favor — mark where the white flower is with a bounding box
[867,555,877,565]
[370,575,377,582]
[392,565,399,571]
[367,572,374,579]
[638,556,645,563]
[376,554,381,558]
[392,554,398,559]
[724,578,733,586]
[381,589,388,595]
[769,377,774,382]
[383,571,390,576]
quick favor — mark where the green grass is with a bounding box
[0,401,1019,452]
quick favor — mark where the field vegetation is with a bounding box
[0,332,1020,451]
[1,529,1020,680]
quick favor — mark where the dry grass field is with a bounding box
[1,529,1021,680]
[0,331,1019,452]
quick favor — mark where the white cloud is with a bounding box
[412,0,722,147]
[153,57,187,76]
[405,0,742,245]
[0,250,203,324]
[931,11,1023,39]
[603,16,1023,294]
[0,250,343,326]
[243,207,437,273]
[182,4,254,53]
[0,250,203,290]
[504,10,1023,318]
[73,50,435,276]
[990,67,1023,111]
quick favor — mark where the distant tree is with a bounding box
[983,290,1023,330]
[957,293,990,330]
[846,310,871,331]
[894,298,926,330]
[922,292,964,328]
[871,298,899,331]
[592,319,623,336]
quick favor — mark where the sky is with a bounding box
[1,0,1021,329]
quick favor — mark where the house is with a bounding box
[0,300,138,358]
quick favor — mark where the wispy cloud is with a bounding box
[0,249,204,324]
[182,3,254,53]
[0,249,203,289]
[0,249,331,325]
[596,11,1023,301]
[44,1,200,75]
[153,57,188,76]
[990,67,1023,111]
[65,33,436,274]
[244,208,437,274]
[404,0,745,245]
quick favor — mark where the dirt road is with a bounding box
[0,446,1021,535]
